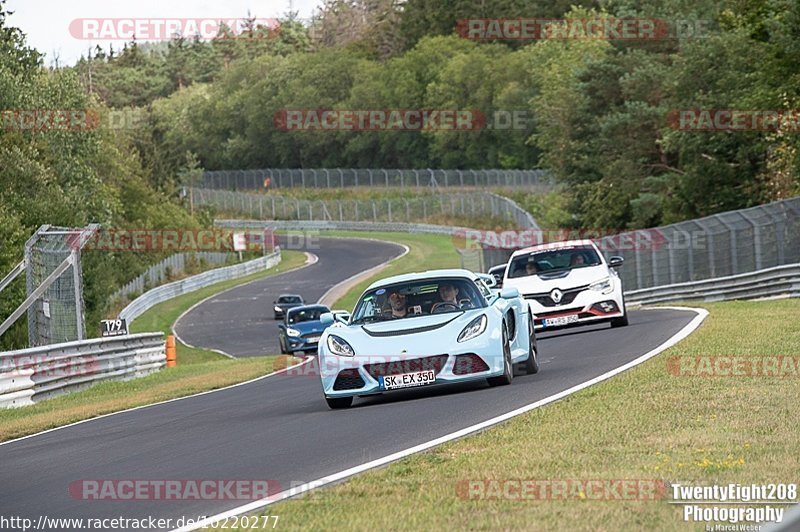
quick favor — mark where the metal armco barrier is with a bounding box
[215,219,467,235]
[625,263,800,305]
[119,250,281,323]
[0,333,165,408]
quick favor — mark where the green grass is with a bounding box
[0,250,308,441]
[241,299,799,531]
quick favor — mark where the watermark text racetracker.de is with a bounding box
[0,515,213,531]
[667,356,800,377]
[273,109,533,131]
[69,18,280,41]
[668,109,800,132]
[456,18,714,41]
[451,228,709,252]
[455,479,667,500]
[1,109,146,132]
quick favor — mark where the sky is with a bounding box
[6,0,323,66]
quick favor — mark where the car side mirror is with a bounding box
[320,312,334,326]
[500,287,519,299]
[609,256,624,268]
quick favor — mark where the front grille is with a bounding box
[524,285,589,308]
[452,354,490,375]
[333,369,365,390]
[364,354,448,380]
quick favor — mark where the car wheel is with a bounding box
[611,313,629,327]
[524,313,540,374]
[279,336,287,354]
[325,396,353,409]
[488,324,513,387]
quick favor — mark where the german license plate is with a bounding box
[543,315,579,327]
[379,370,436,390]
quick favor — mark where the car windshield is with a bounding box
[508,245,602,278]
[351,277,486,324]
[278,296,302,304]
[287,306,329,324]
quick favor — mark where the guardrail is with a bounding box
[112,252,234,303]
[0,333,165,408]
[215,219,467,235]
[119,250,281,323]
[625,263,800,305]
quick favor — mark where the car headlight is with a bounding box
[327,335,355,356]
[589,277,613,294]
[457,314,487,343]
[274,306,282,312]
[286,328,301,337]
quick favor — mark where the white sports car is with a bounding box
[502,240,628,330]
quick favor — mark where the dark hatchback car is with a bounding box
[278,305,331,354]
[273,294,304,319]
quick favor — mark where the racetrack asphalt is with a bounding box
[0,237,700,530]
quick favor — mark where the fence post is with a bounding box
[740,210,763,270]
[324,169,330,188]
[695,219,716,278]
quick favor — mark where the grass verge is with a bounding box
[245,299,799,531]
[0,250,308,442]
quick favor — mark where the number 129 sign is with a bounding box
[101,318,128,337]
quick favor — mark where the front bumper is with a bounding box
[320,347,504,398]
[285,335,321,353]
[527,290,625,330]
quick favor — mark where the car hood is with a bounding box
[276,302,302,309]
[359,312,463,337]
[506,265,608,292]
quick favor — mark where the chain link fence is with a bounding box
[599,197,800,291]
[477,197,800,293]
[22,225,98,347]
[189,188,540,229]
[200,168,552,190]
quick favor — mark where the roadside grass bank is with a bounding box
[247,299,799,531]
[0,250,308,442]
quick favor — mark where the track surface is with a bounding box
[0,305,696,529]
[174,236,404,357]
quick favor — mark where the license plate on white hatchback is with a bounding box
[543,315,579,327]
[379,370,436,390]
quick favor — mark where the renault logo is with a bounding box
[550,289,563,304]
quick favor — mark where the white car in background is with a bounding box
[503,240,628,330]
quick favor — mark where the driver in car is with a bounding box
[431,283,461,313]
[387,291,408,318]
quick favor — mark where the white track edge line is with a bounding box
[175,306,709,531]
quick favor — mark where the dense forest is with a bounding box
[2,0,800,347]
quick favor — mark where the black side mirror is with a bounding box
[609,256,624,268]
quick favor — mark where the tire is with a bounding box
[326,396,353,409]
[488,324,513,387]
[524,313,540,374]
[279,336,287,354]
[610,296,629,328]
[611,313,629,327]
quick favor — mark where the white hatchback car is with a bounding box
[502,240,628,330]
